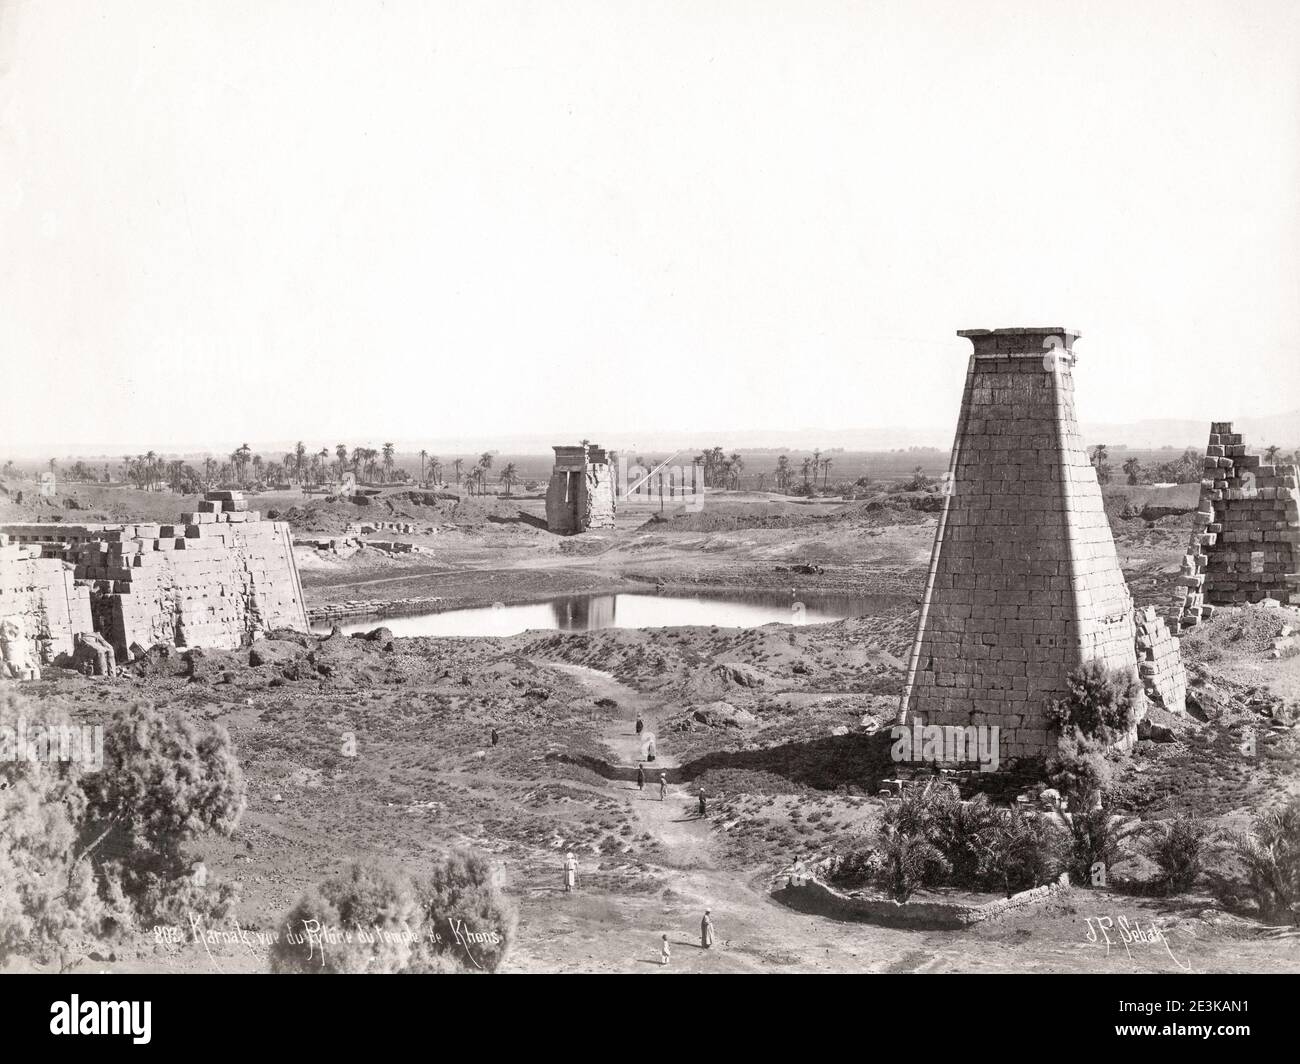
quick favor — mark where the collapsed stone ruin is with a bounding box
[897,327,1186,761]
[1176,421,1300,628]
[545,443,617,534]
[0,491,308,678]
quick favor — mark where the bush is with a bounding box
[1045,730,1113,809]
[872,823,949,902]
[0,694,244,969]
[1050,805,1139,886]
[1044,660,1142,742]
[1230,797,1300,924]
[927,792,999,887]
[270,863,421,974]
[271,849,517,974]
[1144,815,1212,895]
[408,848,516,973]
[980,807,1064,898]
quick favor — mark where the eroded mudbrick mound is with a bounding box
[898,327,1175,759]
[545,443,617,534]
[1176,422,1300,628]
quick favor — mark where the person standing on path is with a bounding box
[636,715,644,736]
[700,910,714,950]
[698,790,707,818]
[660,934,671,965]
[636,763,645,791]
[658,772,667,801]
[563,851,578,893]
[490,728,499,747]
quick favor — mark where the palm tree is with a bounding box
[463,472,477,496]
[294,441,307,483]
[729,452,744,489]
[1122,457,1143,485]
[419,449,428,486]
[774,454,790,493]
[429,457,442,488]
[800,457,812,487]
[251,453,264,486]
[335,444,348,478]
[821,456,832,489]
[500,462,518,497]
[452,458,464,489]
[382,443,395,483]
[1265,444,1281,464]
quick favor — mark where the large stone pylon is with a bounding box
[897,327,1141,760]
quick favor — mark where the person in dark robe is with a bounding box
[636,763,645,790]
[635,715,644,736]
[490,728,499,746]
[700,910,714,949]
[698,790,707,818]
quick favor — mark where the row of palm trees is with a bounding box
[773,450,835,493]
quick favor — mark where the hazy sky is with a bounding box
[2,0,1298,455]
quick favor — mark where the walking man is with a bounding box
[563,851,578,893]
[700,910,714,950]
[659,772,667,801]
[698,789,707,818]
[636,763,645,791]
[660,934,671,965]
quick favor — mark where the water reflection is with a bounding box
[312,590,895,639]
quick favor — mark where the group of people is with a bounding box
[635,762,669,800]
[561,709,719,964]
[659,911,714,965]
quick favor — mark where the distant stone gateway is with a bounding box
[545,443,617,534]
[897,327,1185,761]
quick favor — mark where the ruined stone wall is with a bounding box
[1177,422,1299,628]
[1133,606,1186,713]
[899,328,1143,759]
[0,534,94,670]
[0,492,308,666]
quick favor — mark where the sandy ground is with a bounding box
[4,479,1299,973]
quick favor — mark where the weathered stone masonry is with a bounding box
[898,328,1184,759]
[545,443,617,534]
[1176,421,1300,628]
[0,491,308,670]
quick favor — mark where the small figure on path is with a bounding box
[490,728,499,747]
[636,763,645,791]
[636,715,644,736]
[698,790,708,818]
[660,934,671,965]
[646,736,657,762]
[659,772,667,801]
[700,910,714,950]
[563,851,578,893]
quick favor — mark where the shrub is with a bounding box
[270,862,421,974]
[271,849,517,974]
[1229,797,1300,924]
[927,792,1000,887]
[1045,729,1113,809]
[1044,660,1142,742]
[1144,815,1213,895]
[0,694,243,969]
[980,807,1064,898]
[872,823,949,902]
[1049,804,1140,886]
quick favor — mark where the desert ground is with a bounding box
[3,476,1299,973]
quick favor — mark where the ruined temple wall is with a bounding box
[1134,606,1186,713]
[584,461,616,529]
[2,493,309,665]
[1176,422,1299,627]
[0,535,94,666]
[901,330,1142,759]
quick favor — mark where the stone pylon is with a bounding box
[896,328,1141,759]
